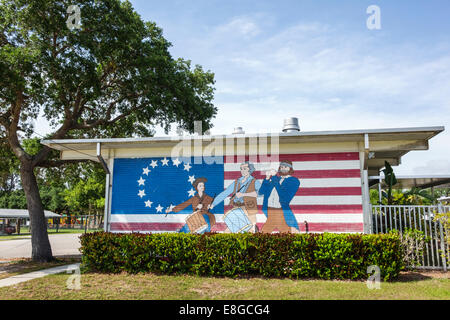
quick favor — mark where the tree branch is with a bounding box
[36,159,88,168]
[6,91,30,162]
[73,90,144,130]
[73,101,145,130]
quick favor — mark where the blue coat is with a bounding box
[258,175,300,230]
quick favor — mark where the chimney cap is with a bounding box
[282,117,300,132]
[233,127,245,134]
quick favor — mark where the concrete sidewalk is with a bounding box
[0,263,80,288]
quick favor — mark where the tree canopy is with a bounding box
[0,0,217,261]
[1,0,216,144]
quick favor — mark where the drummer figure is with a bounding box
[209,161,261,233]
[165,177,216,234]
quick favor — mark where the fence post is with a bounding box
[438,203,447,272]
[439,222,447,272]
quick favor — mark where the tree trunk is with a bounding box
[20,160,53,262]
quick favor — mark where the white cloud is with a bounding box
[216,16,261,37]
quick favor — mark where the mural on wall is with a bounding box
[110,156,224,233]
[110,153,364,233]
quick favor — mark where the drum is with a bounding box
[186,211,208,234]
[223,207,252,233]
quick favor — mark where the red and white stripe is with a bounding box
[110,152,364,233]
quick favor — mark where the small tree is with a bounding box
[382,161,397,205]
[62,176,105,216]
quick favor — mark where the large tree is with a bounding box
[0,0,216,261]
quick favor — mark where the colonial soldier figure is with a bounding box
[259,160,300,233]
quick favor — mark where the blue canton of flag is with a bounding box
[111,157,224,216]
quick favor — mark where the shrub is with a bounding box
[389,229,427,268]
[80,232,404,281]
[435,209,450,246]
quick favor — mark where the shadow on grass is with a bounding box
[395,272,432,282]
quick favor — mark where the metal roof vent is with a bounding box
[282,117,300,132]
[233,127,245,134]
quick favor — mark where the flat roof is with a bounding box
[0,209,60,219]
[42,126,444,148]
[369,175,450,189]
[41,126,445,176]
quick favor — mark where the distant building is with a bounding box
[0,209,60,235]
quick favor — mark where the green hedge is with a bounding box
[80,232,404,281]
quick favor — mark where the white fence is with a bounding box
[371,205,449,271]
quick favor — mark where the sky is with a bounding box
[36,0,450,175]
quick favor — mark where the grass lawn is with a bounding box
[0,269,448,300]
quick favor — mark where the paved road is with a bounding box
[0,234,82,259]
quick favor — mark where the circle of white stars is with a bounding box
[137,157,196,214]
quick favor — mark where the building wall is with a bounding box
[108,141,365,234]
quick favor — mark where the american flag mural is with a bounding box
[110,152,363,233]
